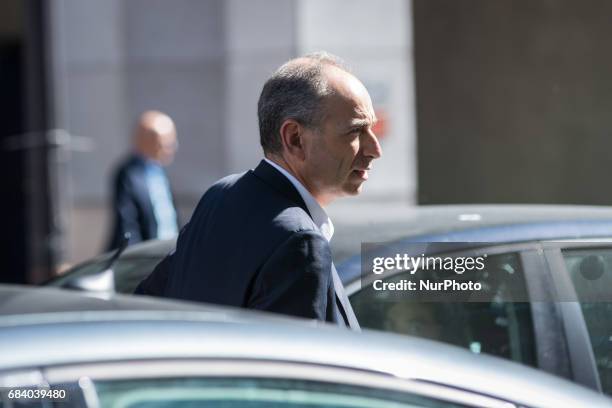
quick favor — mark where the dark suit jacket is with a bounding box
[107,154,178,251]
[135,160,359,328]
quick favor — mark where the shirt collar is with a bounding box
[264,158,334,241]
[135,153,161,169]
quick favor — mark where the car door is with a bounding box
[543,241,612,396]
[0,360,515,408]
[345,242,572,380]
[24,359,520,408]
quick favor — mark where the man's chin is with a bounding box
[342,181,365,196]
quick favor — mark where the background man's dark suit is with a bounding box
[107,155,177,250]
[135,160,358,328]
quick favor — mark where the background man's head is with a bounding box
[134,110,178,165]
[258,52,382,206]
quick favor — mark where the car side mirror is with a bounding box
[60,233,130,294]
[62,267,115,293]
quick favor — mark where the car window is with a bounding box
[350,252,537,366]
[48,257,160,294]
[92,378,472,408]
[562,248,612,395]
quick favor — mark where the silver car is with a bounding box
[1,284,611,407]
[47,204,612,396]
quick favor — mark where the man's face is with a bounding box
[301,68,382,205]
[137,113,178,165]
[152,130,178,165]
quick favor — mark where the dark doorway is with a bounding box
[0,1,27,283]
[0,0,53,283]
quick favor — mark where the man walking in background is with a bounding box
[107,110,179,250]
[136,53,381,329]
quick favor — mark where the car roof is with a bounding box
[0,286,609,407]
[0,284,291,321]
[330,204,612,257]
[329,204,612,282]
[329,204,612,232]
[78,204,612,261]
[55,239,176,281]
[62,204,612,287]
[120,238,176,257]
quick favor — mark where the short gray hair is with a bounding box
[258,51,349,155]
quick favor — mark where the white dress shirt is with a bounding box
[264,158,334,242]
[144,161,178,239]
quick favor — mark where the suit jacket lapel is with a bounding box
[253,159,360,330]
[331,263,361,331]
[252,160,311,217]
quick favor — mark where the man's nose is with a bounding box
[362,128,382,159]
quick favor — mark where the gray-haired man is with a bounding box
[136,52,382,328]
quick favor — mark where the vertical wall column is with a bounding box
[124,0,228,195]
[48,0,130,263]
[223,0,298,173]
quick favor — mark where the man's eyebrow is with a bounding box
[348,116,378,128]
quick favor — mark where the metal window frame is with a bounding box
[42,359,515,408]
[542,241,610,393]
[519,246,572,379]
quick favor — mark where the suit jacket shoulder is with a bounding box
[139,160,349,326]
[107,155,156,250]
[164,162,321,299]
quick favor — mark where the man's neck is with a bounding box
[264,156,327,206]
[135,151,159,165]
[263,156,335,241]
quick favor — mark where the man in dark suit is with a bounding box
[107,111,179,250]
[135,53,382,329]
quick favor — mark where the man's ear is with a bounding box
[279,119,306,161]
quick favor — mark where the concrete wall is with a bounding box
[124,0,228,194]
[224,0,298,173]
[51,0,230,263]
[50,0,129,262]
[415,0,612,204]
[298,0,417,202]
[49,0,417,265]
